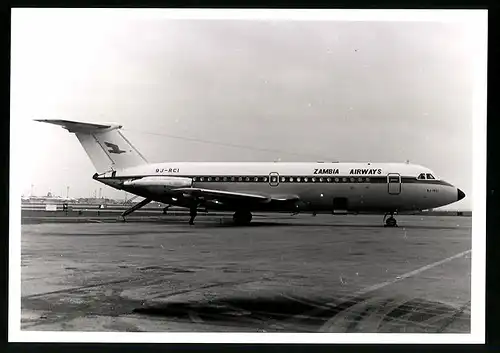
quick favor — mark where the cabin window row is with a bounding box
[191,176,373,183]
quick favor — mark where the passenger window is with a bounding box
[426,173,435,180]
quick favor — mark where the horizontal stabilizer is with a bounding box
[36,119,147,172]
[34,119,122,133]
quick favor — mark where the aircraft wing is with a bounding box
[171,188,299,205]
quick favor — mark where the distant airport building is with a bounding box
[21,192,77,204]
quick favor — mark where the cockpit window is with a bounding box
[426,173,435,180]
[417,173,426,180]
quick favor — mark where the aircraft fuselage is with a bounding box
[95,161,463,214]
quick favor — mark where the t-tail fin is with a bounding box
[35,119,148,173]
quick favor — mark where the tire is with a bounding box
[233,211,252,225]
[386,217,397,227]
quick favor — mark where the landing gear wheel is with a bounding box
[233,211,252,225]
[385,216,398,227]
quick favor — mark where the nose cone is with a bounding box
[457,188,466,201]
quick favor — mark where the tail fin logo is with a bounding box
[104,142,126,154]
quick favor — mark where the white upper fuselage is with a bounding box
[97,161,461,213]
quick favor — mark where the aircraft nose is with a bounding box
[457,188,466,201]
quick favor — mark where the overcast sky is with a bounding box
[11,10,484,210]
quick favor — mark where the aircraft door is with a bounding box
[269,172,280,187]
[387,173,401,195]
[332,197,348,214]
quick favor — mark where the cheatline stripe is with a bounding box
[97,175,453,187]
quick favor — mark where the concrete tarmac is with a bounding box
[20,214,471,333]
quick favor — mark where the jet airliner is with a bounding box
[35,119,466,227]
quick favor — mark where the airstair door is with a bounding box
[387,173,401,195]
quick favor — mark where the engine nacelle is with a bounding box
[123,176,192,189]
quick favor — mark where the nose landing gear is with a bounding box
[383,212,398,227]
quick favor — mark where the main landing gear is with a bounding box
[189,207,252,226]
[233,211,252,226]
[383,212,398,227]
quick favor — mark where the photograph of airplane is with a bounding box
[12,9,484,342]
[36,119,466,227]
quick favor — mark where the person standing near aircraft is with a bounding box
[189,204,197,225]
